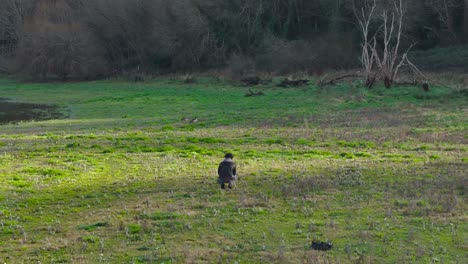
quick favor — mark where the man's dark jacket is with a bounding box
[218,158,236,183]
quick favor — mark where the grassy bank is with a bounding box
[0,77,466,263]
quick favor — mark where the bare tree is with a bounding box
[81,0,218,72]
[355,0,378,88]
[375,0,406,88]
[356,0,420,88]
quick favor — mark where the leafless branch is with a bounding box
[356,0,423,89]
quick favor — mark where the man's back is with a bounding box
[218,159,236,181]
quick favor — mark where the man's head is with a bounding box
[224,153,234,159]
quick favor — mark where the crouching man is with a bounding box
[218,153,237,189]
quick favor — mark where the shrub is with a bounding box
[227,53,255,78]
[127,224,141,234]
[12,0,107,80]
[255,33,359,74]
[409,45,468,72]
[255,37,318,74]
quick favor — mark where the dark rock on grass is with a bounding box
[241,76,262,86]
[311,241,333,251]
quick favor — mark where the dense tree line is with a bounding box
[0,0,467,79]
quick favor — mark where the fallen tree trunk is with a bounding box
[317,74,361,87]
[278,78,309,87]
[241,76,262,86]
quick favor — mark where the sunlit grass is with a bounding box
[0,76,466,263]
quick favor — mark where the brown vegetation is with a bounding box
[12,0,107,79]
[0,0,468,80]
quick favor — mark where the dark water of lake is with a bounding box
[0,98,64,124]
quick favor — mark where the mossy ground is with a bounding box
[0,77,466,263]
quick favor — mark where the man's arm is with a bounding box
[232,164,237,176]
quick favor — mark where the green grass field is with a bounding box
[0,76,466,263]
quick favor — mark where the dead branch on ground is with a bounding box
[241,76,262,86]
[245,88,265,97]
[183,74,196,84]
[278,78,309,87]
